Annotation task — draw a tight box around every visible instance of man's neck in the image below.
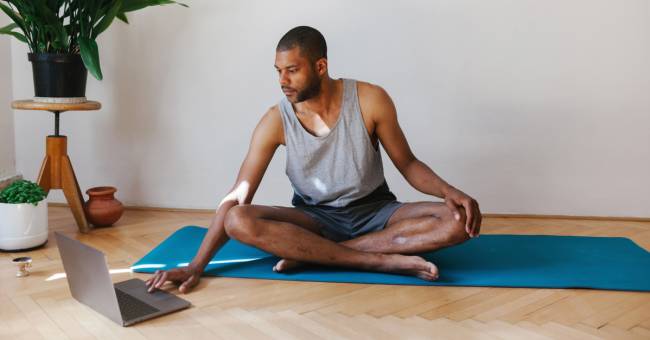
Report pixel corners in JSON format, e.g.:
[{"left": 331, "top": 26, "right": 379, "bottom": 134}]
[{"left": 296, "top": 77, "right": 340, "bottom": 116}]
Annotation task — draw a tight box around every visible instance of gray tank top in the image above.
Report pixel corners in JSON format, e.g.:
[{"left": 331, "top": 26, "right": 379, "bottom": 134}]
[{"left": 278, "top": 78, "right": 387, "bottom": 207}]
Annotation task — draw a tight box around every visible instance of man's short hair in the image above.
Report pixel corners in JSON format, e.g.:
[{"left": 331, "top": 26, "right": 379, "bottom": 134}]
[{"left": 276, "top": 26, "right": 327, "bottom": 63}]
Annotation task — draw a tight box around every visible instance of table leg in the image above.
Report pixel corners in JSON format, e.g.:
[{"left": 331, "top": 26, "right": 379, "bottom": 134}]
[
  {"left": 37, "top": 155, "right": 52, "bottom": 194},
  {"left": 61, "top": 155, "right": 90, "bottom": 233},
  {"left": 40, "top": 135, "right": 90, "bottom": 233}
]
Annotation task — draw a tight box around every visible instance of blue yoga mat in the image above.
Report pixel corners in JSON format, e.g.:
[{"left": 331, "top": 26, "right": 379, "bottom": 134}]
[{"left": 132, "top": 226, "right": 650, "bottom": 291}]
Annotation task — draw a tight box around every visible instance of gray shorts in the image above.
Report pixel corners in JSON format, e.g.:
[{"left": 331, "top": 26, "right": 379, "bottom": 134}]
[{"left": 292, "top": 181, "right": 404, "bottom": 242}]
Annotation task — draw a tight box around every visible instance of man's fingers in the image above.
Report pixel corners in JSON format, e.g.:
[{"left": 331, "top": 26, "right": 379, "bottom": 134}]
[
  {"left": 179, "top": 274, "right": 197, "bottom": 294},
  {"left": 147, "top": 270, "right": 161, "bottom": 285},
  {"left": 147, "top": 277, "right": 160, "bottom": 292},
  {"left": 469, "top": 202, "right": 481, "bottom": 237},
  {"left": 156, "top": 272, "right": 169, "bottom": 288},
  {"left": 475, "top": 204, "right": 483, "bottom": 236},
  {"left": 150, "top": 273, "right": 163, "bottom": 290},
  {"left": 154, "top": 272, "right": 168, "bottom": 289},
  {"left": 146, "top": 270, "right": 162, "bottom": 291},
  {"left": 446, "top": 199, "right": 470, "bottom": 234},
  {"left": 464, "top": 202, "right": 474, "bottom": 237},
  {"left": 446, "top": 191, "right": 481, "bottom": 238},
  {"left": 445, "top": 200, "right": 461, "bottom": 221},
  {"left": 179, "top": 274, "right": 199, "bottom": 294},
  {"left": 147, "top": 269, "right": 197, "bottom": 294}
]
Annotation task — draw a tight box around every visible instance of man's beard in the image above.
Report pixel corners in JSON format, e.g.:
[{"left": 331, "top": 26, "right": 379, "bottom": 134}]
[{"left": 294, "top": 71, "right": 322, "bottom": 103}]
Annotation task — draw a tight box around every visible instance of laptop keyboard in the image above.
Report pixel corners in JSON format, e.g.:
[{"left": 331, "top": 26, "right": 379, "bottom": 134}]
[{"left": 115, "top": 289, "right": 160, "bottom": 321}]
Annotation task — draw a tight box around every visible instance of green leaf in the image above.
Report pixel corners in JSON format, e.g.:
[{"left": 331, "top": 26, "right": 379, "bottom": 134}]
[
  {"left": 34, "top": 0, "right": 68, "bottom": 51},
  {"left": 0, "top": 22, "right": 18, "bottom": 32},
  {"left": 116, "top": 12, "right": 129, "bottom": 24},
  {"left": 0, "top": 30, "right": 28, "bottom": 43},
  {"left": 79, "top": 37, "right": 103, "bottom": 80},
  {"left": 37, "top": 41, "right": 47, "bottom": 52},
  {"left": 0, "top": 2, "right": 27, "bottom": 33},
  {"left": 0, "top": 23, "right": 27, "bottom": 43},
  {"left": 93, "top": 0, "right": 123, "bottom": 38},
  {"left": 121, "top": 0, "right": 188, "bottom": 13}
]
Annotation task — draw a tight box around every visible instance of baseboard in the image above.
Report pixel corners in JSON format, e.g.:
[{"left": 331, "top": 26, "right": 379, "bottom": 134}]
[
  {"left": 46, "top": 202, "right": 650, "bottom": 222},
  {"left": 481, "top": 213, "right": 650, "bottom": 222},
  {"left": 48, "top": 202, "right": 215, "bottom": 213}
]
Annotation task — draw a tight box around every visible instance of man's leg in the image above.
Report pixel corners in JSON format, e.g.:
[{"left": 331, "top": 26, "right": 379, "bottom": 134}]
[
  {"left": 223, "top": 204, "right": 439, "bottom": 280},
  {"left": 274, "top": 201, "right": 471, "bottom": 271},
  {"left": 343, "top": 201, "right": 471, "bottom": 254}
]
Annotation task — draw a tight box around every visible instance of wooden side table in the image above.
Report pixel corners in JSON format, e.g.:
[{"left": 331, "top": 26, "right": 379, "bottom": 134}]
[{"left": 12, "top": 100, "right": 101, "bottom": 233}]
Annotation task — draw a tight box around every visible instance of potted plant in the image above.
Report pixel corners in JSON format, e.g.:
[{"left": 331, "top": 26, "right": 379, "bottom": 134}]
[
  {"left": 0, "top": 179, "right": 48, "bottom": 251},
  {"left": 0, "top": 0, "right": 187, "bottom": 103}
]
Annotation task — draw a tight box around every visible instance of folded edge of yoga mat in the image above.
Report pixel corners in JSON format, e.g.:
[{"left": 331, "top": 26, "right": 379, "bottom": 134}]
[{"left": 132, "top": 226, "right": 650, "bottom": 292}]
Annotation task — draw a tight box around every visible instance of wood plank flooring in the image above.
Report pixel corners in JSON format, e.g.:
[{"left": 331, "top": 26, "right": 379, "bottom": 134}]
[{"left": 1, "top": 206, "right": 649, "bottom": 339}]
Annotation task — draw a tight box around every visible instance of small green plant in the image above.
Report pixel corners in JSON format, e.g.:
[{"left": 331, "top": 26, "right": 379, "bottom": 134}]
[{"left": 0, "top": 180, "right": 46, "bottom": 205}]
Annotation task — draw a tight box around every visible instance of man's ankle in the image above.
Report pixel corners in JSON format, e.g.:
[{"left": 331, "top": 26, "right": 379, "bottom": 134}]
[{"left": 366, "top": 253, "right": 391, "bottom": 270}]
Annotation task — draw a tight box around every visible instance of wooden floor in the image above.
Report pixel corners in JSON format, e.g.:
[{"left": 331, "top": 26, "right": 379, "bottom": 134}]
[{"left": 2, "top": 206, "right": 650, "bottom": 340}]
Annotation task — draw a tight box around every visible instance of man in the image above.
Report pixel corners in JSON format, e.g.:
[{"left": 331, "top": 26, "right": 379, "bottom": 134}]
[{"left": 146, "top": 26, "right": 481, "bottom": 293}]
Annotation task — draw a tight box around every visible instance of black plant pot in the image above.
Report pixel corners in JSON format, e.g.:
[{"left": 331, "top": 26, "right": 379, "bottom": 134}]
[{"left": 28, "top": 53, "right": 88, "bottom": 103}]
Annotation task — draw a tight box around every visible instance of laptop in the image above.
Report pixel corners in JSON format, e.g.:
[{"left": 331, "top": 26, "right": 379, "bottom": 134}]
[{"left": 55, "top": 232, "right": 191, "bottom": 326}]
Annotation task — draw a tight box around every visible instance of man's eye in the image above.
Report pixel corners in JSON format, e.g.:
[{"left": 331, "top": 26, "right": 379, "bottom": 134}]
[{"left": 289, "top": 69, "right": 297, "bottom": 73}]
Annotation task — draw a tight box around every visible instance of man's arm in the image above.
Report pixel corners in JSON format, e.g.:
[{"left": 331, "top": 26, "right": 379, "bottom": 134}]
[
  {"left": 358, "top": 83, "right": 482, "bottom": 237},
  {"left": 146, "top": 107, "right": 284, "bottom": 293}
]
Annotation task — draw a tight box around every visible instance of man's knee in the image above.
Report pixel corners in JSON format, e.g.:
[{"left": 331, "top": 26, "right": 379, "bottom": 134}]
[
  {"left": 442, "top": 206, "right": 470, "bottom": 245},
  {"left": 224, "top": 205, "right": 259, "bottom": 242}
]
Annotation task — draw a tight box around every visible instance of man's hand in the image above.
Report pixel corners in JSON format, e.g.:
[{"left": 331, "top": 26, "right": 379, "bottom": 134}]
[
  {"left": 444, "top": 187, "right": 482, "bottom": 238},
  {"left": 145, "top": 266, "right": 201, "bottom": 294}
]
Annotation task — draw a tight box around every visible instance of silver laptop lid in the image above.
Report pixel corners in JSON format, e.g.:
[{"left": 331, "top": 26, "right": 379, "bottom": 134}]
[{"left": 55, "top": 232, "right": 123, "bottom": 325}]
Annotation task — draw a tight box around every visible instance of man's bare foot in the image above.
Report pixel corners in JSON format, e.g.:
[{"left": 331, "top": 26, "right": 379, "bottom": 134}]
[
  {"left": 273, "top": 258, "right": 304, "bottom": 272},
  {"left": 380, "top": 254, "right": 439, "bottom": 281},
  {"left": 273, "top": 254, "right": 439, "bottom": 281}
]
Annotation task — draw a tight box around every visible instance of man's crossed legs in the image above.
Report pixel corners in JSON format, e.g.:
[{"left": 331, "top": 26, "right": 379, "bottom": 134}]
[{"left": 223, "top": 202, "right": 472, "bottom": 280}]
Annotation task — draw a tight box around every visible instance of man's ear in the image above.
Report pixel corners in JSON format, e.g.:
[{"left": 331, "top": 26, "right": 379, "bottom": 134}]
[{"left": 315, "top": 58, "right": 328, "bottom": 76}]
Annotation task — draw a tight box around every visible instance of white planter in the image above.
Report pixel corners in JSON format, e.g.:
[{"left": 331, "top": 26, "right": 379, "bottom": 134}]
[{"left": 0, "top": 198, "right": 48, "bottom": 251}]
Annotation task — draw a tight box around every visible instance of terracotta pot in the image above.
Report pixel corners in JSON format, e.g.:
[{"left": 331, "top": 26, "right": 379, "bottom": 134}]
[{"left": 85, "top": 186, "right": 123, "bottom": 227}]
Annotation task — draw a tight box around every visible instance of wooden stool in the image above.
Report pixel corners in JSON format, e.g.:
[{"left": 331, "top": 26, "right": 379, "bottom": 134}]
[{"left": 12, "top": 100, "right": 101, "bottom": 233}]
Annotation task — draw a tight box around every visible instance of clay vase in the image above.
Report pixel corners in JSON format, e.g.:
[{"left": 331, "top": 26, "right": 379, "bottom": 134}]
[{"left": 85, "top": 186, "right": 124, "bottom": 227}]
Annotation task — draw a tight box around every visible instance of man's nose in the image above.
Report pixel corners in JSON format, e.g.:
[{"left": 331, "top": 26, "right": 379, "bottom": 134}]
[{"left": 279, "top": 72, "right": 290, "bottom": 86}]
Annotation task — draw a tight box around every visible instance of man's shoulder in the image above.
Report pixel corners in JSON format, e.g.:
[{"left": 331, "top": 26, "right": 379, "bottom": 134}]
[
  {"left": 259, "top": 105, "right": 283, "bottom": 127},
  {"left": 354, "top": 80, "right": 393, "bottom": 118},
  {"left": 266, "top": 104, "right": 282, "bottom": 117},
  {"left": 256, "top": 105, "right": 285, "bottom": 145},
  {"left": 355, "top": 80, "right": 391, "bottom": 104},
  {"left": 355, "top": 80, "right": 386, "bottom": 95}
]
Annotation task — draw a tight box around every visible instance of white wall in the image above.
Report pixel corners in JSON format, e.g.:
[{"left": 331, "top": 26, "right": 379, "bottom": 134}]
[
  {"left": 0, "top": 15, "right": 17, "bottom": 182},
  {"left": 10, "top": 0, "right": 650, "bottom": 217}
]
